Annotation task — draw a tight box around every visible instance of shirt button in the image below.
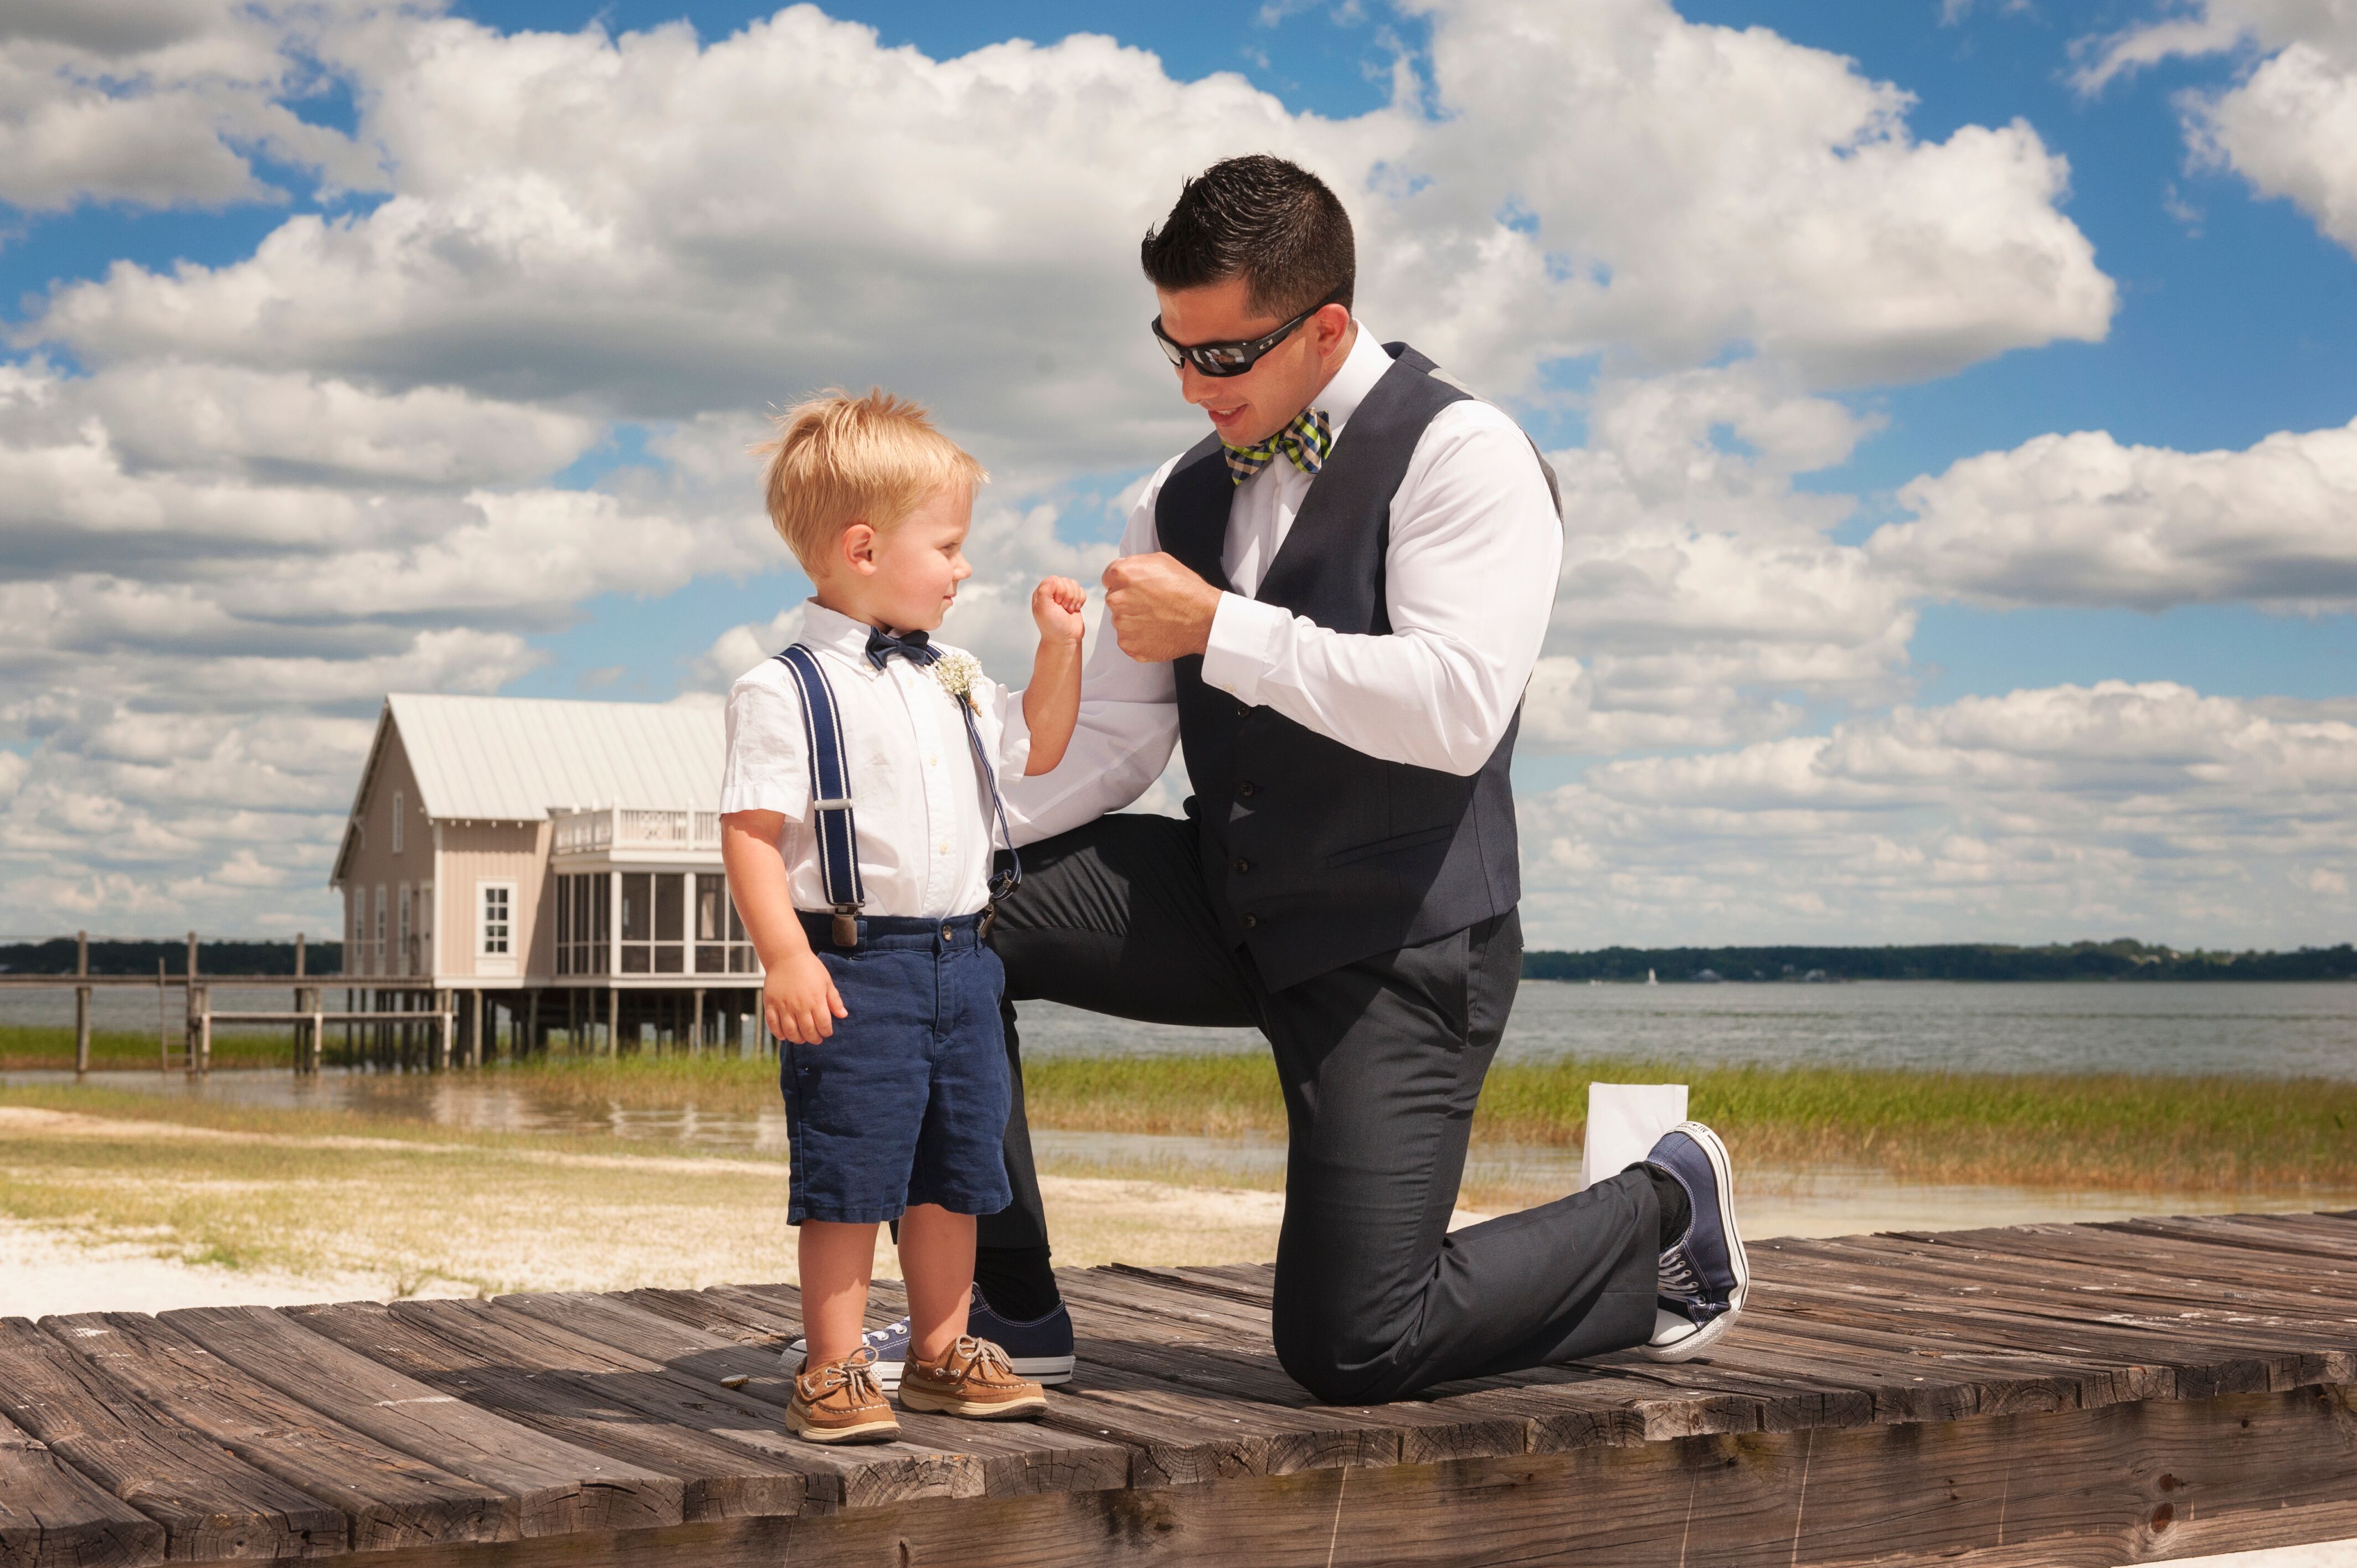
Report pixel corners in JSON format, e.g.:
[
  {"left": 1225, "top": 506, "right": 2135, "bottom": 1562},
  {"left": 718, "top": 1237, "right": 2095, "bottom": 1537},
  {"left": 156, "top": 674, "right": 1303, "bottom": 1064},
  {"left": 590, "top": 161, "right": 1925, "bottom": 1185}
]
[
  {"left": 1241, "top": 914, "right": 1259, "bottom": 930},
  {"left": 1234, "top": 858, "right": 1252, "bottom": 874}
]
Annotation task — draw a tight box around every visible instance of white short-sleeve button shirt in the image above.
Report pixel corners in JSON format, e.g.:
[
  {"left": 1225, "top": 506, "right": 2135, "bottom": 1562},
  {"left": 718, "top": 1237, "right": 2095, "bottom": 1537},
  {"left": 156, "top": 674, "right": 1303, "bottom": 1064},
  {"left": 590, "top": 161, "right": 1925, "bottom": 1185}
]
[{"left": 721, "top": 601, "right": 1030, "bottom": 919}]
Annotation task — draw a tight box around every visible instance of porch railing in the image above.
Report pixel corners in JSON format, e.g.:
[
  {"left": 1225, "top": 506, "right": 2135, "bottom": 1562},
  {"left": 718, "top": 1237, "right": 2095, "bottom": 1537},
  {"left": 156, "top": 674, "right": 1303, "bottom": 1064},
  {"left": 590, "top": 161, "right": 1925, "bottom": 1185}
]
[{"left": 552, "top": 807, "right": 723, "bottom": 856}]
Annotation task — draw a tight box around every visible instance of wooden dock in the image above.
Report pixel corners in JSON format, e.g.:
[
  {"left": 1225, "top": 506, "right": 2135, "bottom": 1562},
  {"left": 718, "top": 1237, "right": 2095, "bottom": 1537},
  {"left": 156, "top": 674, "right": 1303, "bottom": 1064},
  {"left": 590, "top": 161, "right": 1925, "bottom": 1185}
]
[{"left": 5, "top": 1213, "right": 2355, "bottom": 1567}]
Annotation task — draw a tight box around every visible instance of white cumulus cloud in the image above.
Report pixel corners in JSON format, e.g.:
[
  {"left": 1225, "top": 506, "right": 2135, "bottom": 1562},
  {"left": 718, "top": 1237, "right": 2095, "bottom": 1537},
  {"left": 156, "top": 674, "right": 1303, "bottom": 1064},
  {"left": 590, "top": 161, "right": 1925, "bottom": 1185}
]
[
  {"left": 0, "top": 0, "right": 2217, "bottom": 937},
  {"left": 2077, "top": 1, "right": 2357, "bottom": 256},
  {"left": 1869, "top": 417, "right": 2357, "bottom": 610},
  {"left": 1519, "top": 681, "right": 2357, "bottom": 946}
]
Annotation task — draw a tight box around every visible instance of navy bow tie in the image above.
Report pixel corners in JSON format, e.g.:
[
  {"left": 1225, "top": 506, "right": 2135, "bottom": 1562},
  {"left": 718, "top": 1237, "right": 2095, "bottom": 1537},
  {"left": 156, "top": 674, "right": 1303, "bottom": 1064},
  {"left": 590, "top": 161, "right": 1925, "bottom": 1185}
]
[{"left": 864, "top": 625, "right": 939, "bottom": 670}]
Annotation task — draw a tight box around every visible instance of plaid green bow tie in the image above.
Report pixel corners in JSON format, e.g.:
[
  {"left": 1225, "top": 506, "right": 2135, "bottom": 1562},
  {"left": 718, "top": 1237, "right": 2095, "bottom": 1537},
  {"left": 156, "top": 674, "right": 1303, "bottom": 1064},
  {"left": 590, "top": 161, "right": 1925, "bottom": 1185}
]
[{"left": 1225, "top": 408, "right": 1333, "bottom": 486}]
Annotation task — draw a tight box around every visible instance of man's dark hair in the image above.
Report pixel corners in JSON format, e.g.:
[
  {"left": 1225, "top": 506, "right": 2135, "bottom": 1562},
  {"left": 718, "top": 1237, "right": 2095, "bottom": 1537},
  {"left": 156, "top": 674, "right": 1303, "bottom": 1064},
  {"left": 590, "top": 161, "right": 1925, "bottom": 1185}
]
[{"left": 1140, "top": 154, "right": 1355, "bottom": 320}]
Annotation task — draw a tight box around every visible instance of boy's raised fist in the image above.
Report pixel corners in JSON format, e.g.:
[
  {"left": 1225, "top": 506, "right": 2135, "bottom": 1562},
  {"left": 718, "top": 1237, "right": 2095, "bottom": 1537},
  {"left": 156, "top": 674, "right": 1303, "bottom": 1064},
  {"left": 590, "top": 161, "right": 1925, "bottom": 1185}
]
[{"left": 1031, "top": 576, "right": 1087, "bottom": 644}]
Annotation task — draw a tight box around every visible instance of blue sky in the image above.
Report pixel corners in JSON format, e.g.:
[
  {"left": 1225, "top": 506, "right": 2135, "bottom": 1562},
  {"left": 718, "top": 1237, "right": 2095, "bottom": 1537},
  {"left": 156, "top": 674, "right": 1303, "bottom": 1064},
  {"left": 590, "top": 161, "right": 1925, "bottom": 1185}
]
[
  {"left": 16, "top": 0, "right": 2329, "bottom": 707},
  {"left": 495, "top": 1, "right": 2345, "bottom": 709},
  {"left": 3, "top": 0, "right": 2353, "bottom": 943}
]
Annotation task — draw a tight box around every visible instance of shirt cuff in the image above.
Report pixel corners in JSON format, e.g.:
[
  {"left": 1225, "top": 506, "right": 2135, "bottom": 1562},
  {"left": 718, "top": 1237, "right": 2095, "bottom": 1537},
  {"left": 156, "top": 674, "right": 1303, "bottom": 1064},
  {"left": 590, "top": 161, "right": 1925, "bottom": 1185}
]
[
  {"left": 1201, "top": 592, "right": 1288, "bottom": 705},
  {"left": 718, "top": 781, "right": 810, "bottom": 820}
]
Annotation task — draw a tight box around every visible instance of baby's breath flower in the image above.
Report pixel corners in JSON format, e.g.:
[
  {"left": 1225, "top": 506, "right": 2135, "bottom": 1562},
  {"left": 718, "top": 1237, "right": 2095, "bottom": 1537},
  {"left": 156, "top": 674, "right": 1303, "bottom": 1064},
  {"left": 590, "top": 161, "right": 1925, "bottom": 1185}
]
[{"left": 933, "top": 649, "right": 983, "bottom": 706}]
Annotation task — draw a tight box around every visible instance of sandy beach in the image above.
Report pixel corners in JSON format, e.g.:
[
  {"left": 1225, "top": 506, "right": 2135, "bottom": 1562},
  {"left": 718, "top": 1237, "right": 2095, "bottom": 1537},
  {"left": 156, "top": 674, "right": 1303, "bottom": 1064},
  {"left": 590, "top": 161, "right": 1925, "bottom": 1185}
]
[{"left": 5, "top": 1097, "right": 2350, "bottom": 1307}]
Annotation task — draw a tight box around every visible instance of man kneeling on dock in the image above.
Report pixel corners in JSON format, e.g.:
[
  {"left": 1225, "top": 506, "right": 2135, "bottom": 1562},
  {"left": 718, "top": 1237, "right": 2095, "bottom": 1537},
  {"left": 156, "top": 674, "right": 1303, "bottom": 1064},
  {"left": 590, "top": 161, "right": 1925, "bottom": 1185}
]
[{"left": 840, "top": 157, "right": 1752, "bottom": 1402}]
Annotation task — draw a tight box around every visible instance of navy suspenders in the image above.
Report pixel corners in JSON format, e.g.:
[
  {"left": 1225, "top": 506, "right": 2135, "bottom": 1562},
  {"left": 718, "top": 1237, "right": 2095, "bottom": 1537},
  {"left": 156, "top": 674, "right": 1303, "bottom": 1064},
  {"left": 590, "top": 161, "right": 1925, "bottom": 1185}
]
[
  {"left": 772, "top": 641, "right": 1020, "bottom": 947},
  {"left": 773, "top": 644, "right": 866, "bottom": 946}
]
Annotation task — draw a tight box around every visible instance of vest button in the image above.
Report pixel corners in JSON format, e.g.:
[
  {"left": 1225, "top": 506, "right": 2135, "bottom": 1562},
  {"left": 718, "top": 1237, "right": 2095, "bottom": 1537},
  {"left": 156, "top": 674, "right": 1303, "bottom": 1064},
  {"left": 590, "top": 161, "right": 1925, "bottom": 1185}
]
[
  {"left": 1234, "top": 858, "right": 1251, "bottom": 874},
  {"left": 1238, "top": 782, "right": 1257, "bottom": 798},
  {"left": 1241, "top": 914, "right": 1259, "bottom": 930},
  {"left": 1234, "top": 701, "right": 1249, "bottom": 718}
]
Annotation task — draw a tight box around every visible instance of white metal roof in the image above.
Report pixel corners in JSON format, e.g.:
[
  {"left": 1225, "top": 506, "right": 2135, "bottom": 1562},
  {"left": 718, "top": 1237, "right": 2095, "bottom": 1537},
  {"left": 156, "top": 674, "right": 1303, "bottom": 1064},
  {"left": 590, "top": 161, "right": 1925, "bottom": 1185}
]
[{"left": 387, "top": 693, "right": 725, "bottom": 822}]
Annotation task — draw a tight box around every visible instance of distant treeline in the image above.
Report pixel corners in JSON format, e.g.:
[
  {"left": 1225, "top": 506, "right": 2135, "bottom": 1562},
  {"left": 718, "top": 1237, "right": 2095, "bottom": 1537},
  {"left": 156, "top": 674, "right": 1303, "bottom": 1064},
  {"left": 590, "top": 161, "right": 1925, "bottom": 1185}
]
[
  {"left": 8, "top": 935, "right": 2354, "bottom": 982},
  {"left": 0, "top": 938, "right": 345, "bottom": 977},
  {"left": 1524, "top": 940, "right": 2357, "bottom": 983}
]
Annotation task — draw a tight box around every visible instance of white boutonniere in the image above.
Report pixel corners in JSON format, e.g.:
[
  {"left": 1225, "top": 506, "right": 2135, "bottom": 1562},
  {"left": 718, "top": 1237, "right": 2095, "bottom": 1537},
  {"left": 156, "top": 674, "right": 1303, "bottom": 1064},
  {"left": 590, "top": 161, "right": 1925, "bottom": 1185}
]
[{"left": 933, "top": 649, "right": 982, "bottom": 707}]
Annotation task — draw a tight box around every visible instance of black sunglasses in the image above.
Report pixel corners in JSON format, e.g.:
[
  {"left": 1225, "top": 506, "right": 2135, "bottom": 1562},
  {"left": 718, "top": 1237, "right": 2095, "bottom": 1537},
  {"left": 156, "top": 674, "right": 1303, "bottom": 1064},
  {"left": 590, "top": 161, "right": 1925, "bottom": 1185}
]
[{"left": 1150, "top": 290, "right": 1346, "bottom": 378}]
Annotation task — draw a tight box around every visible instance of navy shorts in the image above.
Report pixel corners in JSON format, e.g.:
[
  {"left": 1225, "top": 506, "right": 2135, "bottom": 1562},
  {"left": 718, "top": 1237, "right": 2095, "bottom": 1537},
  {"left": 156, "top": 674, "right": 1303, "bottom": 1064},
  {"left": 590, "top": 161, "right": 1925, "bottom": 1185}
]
[{"left": 780, "top": 911, "right": 1013, "bottom": 1226}]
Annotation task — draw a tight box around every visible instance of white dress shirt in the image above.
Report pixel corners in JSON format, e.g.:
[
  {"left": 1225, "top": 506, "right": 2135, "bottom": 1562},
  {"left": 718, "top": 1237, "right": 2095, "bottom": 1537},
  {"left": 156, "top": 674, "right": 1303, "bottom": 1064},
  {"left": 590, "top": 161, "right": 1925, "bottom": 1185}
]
[
  {"left": 1003, "top": 323, "right": 1563, "bottom": 846},
  {"left": 721, "top": 601, "right": 1030, "bottom": 919}
]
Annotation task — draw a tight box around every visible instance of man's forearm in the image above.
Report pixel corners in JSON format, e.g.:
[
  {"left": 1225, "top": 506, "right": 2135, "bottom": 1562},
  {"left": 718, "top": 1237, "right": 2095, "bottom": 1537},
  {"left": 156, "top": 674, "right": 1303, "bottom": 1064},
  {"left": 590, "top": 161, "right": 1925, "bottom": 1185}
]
[{"left": 1202, "top": 602, "right": 1533, "bottom": 776}]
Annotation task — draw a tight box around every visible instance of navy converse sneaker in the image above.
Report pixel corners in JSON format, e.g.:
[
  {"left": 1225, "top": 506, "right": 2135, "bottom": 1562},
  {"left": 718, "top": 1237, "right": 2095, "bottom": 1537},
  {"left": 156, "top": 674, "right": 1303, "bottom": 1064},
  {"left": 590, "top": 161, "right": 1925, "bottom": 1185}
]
[
  {"left": 784, "top": 1318, "right": 910, "bottom": 1391},
  {"left": 967, "top": 1286, "right": 1075, "bottom": 1386},
  {"left": 1640, "top": 1121, "right": 1748, "bottom": 1363},
  {"left": 784, "top": 1286, "right": 1074, "bottom": 1389}
]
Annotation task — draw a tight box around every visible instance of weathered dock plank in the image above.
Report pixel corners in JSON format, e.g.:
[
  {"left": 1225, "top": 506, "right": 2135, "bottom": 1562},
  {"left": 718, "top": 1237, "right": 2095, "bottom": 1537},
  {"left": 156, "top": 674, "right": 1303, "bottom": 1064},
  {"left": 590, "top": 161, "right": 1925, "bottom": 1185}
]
[
  {"left": 0, "top": 1318, "right": 347, "bottom": 1561},
  {"left": 41, "top": 1313, "right": 508, "bottom": 1552},
  {"left": 0, "top": 1406, "right": 166, "bottom": 1568},
  {"left": 483, "top": 1292, "right": 1131, "bottom": 1503},
  {"left": 224, "top": 1383, "right": 2357, "bottom": 1568},
  {"left": 281, "top": 1301, "right": 810, "bottom": 1525},
  {"left": 4, "top": 1214, "right": 2354, "bottom": 1567},
  {"left": 161, "top": 1308, "right": 680, "bottom": 1538}
]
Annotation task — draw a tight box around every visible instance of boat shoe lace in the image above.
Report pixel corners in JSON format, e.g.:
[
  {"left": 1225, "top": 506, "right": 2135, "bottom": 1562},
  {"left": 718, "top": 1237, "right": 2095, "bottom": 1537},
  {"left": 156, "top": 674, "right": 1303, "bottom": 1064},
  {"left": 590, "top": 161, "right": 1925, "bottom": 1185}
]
[
  {"left": 801, "top": 1349, "right": 888, "bottom": 1409},
  {"left": 920, "top": 1335, "right": 1022, "bottom": 1388}
]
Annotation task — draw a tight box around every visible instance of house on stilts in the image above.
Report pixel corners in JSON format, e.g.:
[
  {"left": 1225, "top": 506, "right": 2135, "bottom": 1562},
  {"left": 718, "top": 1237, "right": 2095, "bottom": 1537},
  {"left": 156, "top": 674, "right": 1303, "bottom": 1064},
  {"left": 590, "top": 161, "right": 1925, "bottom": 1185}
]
[{"left": 330, "top": 694, "right": 765, "bottom": 1064}]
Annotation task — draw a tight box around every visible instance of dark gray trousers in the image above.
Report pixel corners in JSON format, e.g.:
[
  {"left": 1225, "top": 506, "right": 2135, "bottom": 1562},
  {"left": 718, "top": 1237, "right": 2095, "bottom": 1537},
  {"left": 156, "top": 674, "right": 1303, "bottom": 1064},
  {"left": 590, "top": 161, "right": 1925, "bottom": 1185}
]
[{"left": 981, "top": 813, "right": 1659, "bottom": 1404}]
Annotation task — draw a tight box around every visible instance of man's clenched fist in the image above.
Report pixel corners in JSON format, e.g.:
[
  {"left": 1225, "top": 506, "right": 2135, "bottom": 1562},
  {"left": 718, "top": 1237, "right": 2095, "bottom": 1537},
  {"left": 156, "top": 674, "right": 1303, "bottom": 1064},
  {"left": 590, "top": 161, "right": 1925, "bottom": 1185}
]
[{"left": 1100, "top": 553, "right": 1222, "bottom": 663}]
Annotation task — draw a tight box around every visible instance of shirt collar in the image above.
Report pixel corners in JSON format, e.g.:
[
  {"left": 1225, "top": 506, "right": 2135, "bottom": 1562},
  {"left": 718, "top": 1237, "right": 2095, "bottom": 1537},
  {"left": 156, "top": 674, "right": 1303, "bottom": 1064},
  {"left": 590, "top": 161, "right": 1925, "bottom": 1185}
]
[
  {"left": 794, "top": 599, "right": 885, "bottom": 673},
  {"left": 1305, "top": 321, "right": 1391, "bottom": 439}
]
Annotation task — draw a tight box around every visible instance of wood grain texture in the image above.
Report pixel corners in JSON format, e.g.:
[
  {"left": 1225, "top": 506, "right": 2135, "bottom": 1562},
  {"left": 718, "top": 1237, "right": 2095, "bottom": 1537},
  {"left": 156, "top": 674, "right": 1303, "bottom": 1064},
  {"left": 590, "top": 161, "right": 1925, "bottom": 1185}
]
[
  {"left": 42, "top": 1314, "right": 507, "bottom": 1554},
  {"left": 161, "top": 1308, "right": 681, "bottom": 1539},
  {"left": 281, "top": 1301, "right": 808, "bottom": 1525},
  {"left": 482, "top": 1293, "right": 1129, "bottom": 1504},
  {"left": 0, "top": 1318, "right": 347, "bottom": 1561},
  {"left": 245, "top": 1384, "right": 2357, "bottom": 1568},
  {"left": 6, "top": 1214, "right": 2355, "bottom": 1566},
  {"left": 0, "top": 1406, "right": 166, "bottom": 1568}
]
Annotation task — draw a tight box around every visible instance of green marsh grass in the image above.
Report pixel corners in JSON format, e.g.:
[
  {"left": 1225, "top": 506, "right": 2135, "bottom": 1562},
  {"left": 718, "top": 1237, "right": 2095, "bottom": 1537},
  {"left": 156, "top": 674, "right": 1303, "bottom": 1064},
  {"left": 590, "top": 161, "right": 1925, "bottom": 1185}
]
[
  {"left": 1, "top": 1025, "right": 292, "bottom": 1070},
  {"left": 11, "top": 1040, "right": 2351, "bottom": 1194},
  {"left": 1019, "top": 1053, "right": 2357, "bottom": 1194},
  {"left": 434, "top": 1049, "right": 2357, "bottom": 1194}
]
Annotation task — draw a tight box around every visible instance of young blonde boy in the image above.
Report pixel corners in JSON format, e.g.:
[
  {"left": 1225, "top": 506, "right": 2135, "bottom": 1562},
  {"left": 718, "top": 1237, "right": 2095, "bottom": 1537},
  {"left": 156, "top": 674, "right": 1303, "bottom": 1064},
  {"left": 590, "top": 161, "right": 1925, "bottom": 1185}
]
[{"left": 718, "top": 390, "right": 1085, "bottom": 1443}]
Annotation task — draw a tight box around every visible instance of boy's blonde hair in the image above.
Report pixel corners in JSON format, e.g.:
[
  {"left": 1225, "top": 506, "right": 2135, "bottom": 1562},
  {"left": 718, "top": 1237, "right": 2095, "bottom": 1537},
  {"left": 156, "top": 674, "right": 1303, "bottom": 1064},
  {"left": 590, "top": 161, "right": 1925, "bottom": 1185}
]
[{"left": 756, "top": 389, "right": 987, "bottom": 570}]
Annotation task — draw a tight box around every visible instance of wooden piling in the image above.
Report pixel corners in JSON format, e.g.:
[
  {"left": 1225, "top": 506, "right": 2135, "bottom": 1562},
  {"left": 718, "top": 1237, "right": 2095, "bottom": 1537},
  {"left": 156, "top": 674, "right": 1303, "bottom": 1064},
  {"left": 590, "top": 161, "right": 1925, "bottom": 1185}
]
[{"left": 73, "top": 930, "right": 91, "bottom": 1075}]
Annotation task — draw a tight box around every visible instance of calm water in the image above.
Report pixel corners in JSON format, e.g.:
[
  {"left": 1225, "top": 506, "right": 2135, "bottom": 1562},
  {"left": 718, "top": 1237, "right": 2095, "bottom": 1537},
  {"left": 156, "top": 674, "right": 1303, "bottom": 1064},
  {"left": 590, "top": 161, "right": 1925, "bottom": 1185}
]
[
  {"left": 10, "top": 980, "right": 2355, "bottom": 1079},
  {"left": 4, "top": 982, "right": 2350, "bottom": 1159},
  {"left": 1014, "top": 981, "right": 2357, "bottom": 1080}
]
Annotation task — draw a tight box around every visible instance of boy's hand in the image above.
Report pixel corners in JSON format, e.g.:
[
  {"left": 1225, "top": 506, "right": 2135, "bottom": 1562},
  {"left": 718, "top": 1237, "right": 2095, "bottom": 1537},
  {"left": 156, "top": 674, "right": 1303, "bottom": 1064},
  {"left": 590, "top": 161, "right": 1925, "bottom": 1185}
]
[
  {"left": 1031, "top": 576, "right": 1087, "bottom": 646},
  {"left": 765, "top": 950, "right": 847, "bottom": 1045}
]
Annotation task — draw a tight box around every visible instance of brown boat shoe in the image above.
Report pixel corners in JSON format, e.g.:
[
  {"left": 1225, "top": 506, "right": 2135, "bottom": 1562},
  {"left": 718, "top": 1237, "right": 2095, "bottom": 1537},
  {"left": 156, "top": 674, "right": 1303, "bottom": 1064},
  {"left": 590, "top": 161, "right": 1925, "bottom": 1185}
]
[
  {"left": 898, "top": 1335, "right": 1049, "bottom": 1420},
  {"left": 785, "top": 1347, "right": 901, "bottom": 1444}
]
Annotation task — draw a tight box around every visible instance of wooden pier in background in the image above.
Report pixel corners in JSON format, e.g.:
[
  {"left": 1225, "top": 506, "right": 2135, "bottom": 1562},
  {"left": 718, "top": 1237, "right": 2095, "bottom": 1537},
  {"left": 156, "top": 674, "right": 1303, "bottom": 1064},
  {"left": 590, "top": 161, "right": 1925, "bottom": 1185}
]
[{"left": 4, "top": 1212, "right": 2355, "bottom": 1566}]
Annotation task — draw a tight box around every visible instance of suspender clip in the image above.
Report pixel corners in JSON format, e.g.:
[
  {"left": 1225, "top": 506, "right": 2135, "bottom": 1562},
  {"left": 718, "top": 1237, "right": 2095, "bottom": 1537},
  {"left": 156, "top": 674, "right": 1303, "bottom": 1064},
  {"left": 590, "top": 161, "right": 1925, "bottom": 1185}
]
[
  {"left": 831, "top": 908, "right": 860, "bottom": 948},
  {"left": 976, "top": 902, "right": 996, "bottom": 943}
]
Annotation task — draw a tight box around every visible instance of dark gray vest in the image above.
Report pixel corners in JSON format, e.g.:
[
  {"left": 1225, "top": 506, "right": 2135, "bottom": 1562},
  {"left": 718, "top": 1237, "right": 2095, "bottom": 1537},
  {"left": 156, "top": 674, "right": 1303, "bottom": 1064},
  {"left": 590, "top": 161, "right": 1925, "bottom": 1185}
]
[{"left": 1159, "top": 342, "right": 1553, "bottom": 991}]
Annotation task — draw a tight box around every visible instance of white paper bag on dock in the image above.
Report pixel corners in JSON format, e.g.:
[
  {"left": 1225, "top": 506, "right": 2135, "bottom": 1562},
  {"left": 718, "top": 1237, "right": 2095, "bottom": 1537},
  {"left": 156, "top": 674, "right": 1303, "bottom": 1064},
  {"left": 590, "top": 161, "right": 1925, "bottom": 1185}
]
[{"left": 1578, "top": 1082, "right": 1688, "bottom": 1190}]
